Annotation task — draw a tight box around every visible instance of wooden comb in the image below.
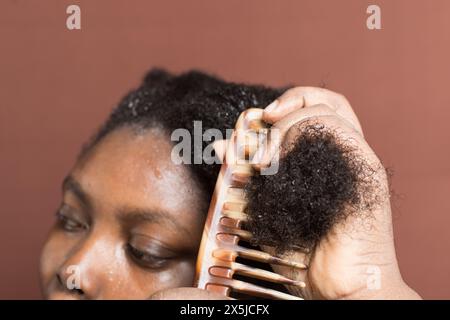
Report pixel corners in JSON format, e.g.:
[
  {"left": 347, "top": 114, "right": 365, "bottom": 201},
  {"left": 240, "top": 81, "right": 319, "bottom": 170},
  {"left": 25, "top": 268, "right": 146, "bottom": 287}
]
[{"left": 194, "top": 108, "right": 307, "bottom": 300}]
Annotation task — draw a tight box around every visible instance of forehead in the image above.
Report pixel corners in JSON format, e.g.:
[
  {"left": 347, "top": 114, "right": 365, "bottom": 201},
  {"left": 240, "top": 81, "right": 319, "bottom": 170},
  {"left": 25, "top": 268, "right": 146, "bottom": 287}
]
[{"left": 72, "top": 126, "right": 206, "bottom": 220}]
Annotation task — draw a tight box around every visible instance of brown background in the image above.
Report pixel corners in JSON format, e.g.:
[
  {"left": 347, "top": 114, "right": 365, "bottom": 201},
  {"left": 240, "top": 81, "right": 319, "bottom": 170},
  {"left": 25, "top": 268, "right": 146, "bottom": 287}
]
[{"left": 1, "top": 0, "right": 449, "bottom": 299}]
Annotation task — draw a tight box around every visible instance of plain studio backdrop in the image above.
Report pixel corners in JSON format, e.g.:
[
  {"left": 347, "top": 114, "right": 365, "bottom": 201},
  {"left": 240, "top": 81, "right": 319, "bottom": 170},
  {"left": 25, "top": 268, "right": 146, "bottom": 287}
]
[{"left": 0, "top": 0, "right": 449, "bottom": 299}]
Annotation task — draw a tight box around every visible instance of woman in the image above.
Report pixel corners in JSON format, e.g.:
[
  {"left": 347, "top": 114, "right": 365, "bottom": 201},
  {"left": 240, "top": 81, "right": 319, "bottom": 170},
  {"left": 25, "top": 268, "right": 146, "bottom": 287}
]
[{"left": 40, "top": 69, "right": 420, "bottom": 299}]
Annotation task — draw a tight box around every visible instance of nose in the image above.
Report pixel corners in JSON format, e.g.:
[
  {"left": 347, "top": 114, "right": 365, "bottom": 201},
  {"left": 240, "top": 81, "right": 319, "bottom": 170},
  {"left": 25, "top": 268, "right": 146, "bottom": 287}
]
[
  {"left": 56, "top": 273, "right": 85, "bottom": 297},
  {"left": 56, "top": 234, "right": 112, "bottom": 299}
]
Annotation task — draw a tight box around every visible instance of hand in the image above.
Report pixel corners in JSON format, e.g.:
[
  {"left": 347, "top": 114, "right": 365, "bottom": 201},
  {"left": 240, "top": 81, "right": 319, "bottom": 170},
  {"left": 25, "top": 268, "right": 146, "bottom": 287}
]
[{"left": 257, "top": 87, "right": 421, "bottom": 300}]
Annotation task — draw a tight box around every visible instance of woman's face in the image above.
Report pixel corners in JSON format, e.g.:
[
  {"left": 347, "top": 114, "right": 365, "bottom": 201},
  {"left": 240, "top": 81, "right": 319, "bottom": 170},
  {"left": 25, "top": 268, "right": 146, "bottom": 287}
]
[{"left": 40, "top": 126, "right": 207, "bottom": 299}]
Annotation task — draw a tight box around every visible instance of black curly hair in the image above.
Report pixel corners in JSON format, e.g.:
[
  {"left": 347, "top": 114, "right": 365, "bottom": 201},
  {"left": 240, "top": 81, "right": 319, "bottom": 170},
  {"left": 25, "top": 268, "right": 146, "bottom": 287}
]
[
  {"left": 83, "top": 68, "right": 378, "bottom": 252},
  {"left": 245, "top": 122, "right": 380, "bottom": 252},
  {"left": 84, "top": 68, "right": 283, "bottom": 193}
]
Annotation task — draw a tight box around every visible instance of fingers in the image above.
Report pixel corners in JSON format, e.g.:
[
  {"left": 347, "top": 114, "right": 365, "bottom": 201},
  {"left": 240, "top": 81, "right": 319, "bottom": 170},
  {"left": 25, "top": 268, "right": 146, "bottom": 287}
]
[
  {"left": 255, "top": 111, "right": 375, "bottom": 171},
  {"left": 285, "top": 114, "right": 376, "bottom": 161},
  {"left": 261, "top": 245, "right": 310, "bottom": 299},
  {"left": 263, "top": 87, "right": 363, "bottom": 135},
  {"left": 149, "top": 287, "right": 230, "bottom": 300},
  {"left": 254, "top": 104, "right": 341, "bottom": 169}
]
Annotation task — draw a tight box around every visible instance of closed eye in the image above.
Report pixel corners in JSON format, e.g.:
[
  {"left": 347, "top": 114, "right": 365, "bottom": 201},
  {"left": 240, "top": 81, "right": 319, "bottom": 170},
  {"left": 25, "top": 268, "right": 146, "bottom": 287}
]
[
  {"left": 56, "top": 208, "right": 87, "bottom": 232},
  {"left": 126, "top": 243, "right": 172, "bottom": 270}
]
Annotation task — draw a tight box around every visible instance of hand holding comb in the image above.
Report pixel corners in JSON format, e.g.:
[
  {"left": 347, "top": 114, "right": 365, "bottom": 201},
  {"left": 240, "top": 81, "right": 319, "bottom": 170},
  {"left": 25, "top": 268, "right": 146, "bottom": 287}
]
[{"left": 194, "top": 108, "right": 307, "bottom": 300}]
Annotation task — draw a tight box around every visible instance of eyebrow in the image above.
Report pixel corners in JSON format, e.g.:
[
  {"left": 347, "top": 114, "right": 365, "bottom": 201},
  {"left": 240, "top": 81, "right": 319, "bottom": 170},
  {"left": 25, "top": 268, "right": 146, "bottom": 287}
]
[
  {"left": 118, "top": 208, "right": 191, "bottom": 237},
  {"left": 62, "top": 175, "right": 192, "bottom": 238},
  {"left": 62, "top": 175, "right": 92, "bottom": 210}
]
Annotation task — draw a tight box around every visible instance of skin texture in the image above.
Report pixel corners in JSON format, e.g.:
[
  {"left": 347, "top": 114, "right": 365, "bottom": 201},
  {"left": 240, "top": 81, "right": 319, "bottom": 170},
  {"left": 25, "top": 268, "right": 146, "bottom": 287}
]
[
  {"left": 39, "top": 69, "right": 282, "bottom": 300},
  {"left": 40, "top": 127, "right": 207, "bottom": 299},
  {"left": 40, "top": 68, "right": 420, "bottom": 300},
  {"left": 256, "top": 87, "right": 421, "bottom": 300},
  {"left": 208, "top": 87, "right": 421, "bottom": 300},
  {"left": 94, "top": 68, "right": 282, "bottom": 194}
]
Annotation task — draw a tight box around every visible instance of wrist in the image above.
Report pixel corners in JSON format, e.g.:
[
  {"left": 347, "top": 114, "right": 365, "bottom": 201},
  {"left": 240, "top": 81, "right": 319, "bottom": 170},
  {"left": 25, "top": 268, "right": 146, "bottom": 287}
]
[{"left": 348, "top": 273, "right": 421, "bottom": 300}]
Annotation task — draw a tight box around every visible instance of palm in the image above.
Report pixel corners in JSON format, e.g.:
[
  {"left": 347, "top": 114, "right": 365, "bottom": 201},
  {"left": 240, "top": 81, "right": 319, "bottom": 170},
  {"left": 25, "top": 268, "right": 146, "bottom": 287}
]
[
  {"left": 257, "top": 87, "right": 417, "bottom": 300},
  {"left": 268, "top": 200, "right": 396, "bottom": 300}
]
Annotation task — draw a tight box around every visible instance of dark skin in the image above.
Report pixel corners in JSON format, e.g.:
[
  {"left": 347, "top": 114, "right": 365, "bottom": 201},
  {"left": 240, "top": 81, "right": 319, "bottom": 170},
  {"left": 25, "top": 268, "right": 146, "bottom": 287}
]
[
  {"left": 40, "top": 126, "right": 207, "bottom": 299},
  {"left": 41, "top": 86, "right": 420, "bottom": 300},
  {"left": 154, "top": 87, "right": 421, "bottom": 300}
]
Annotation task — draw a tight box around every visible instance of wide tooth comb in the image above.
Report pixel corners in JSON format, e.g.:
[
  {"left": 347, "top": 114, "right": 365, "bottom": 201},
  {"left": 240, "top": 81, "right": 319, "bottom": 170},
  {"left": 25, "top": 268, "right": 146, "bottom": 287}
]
[{"left": 194, "top": 108, "right": 307, "bottom": 300}]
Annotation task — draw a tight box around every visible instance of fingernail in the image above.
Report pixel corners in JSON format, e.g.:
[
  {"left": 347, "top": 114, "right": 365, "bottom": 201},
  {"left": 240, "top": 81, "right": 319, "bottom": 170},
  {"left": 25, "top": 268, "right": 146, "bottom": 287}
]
[{"left": 264, "top": 100, "right": 279, "bottom": 113}]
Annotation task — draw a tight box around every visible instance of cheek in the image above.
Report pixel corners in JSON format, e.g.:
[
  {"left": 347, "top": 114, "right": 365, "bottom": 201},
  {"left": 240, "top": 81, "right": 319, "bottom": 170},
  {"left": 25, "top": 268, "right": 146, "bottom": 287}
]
[
  {"left": 39, "top": 227, "right": 198, "bottom": 298},
  {"left": 39, "top": 229, "right": 75, "bottom": 289},
  {"left": 161, "top": 260, "right": 196, "bottom": 287},
  {"left": 121, "top": 260, "right": 196, "bottom": 299}
]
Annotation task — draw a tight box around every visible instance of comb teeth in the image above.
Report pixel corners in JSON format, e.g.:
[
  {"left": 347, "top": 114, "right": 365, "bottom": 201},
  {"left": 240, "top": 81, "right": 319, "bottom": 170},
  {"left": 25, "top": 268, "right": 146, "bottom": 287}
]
[
  {"left": 194, "top": 108, "right": 307, "bottom": 300},
  {"left": 219, "top": 225, "right": 253, "bottom": 241},
  {"left": 221, "top": 210, "right": 249, "bottom": 222},
  {"left": 225, "top": 188, "right": 246, "bottom": 202},
  {"left": 217, "top": 278, "right": 302, "bottom": 300},
  {"left": 209, "top": 260, "right": 305, "bottom": 287},
  {"left": 213, "top": 247, "right": 307, "bottom": 270}
]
